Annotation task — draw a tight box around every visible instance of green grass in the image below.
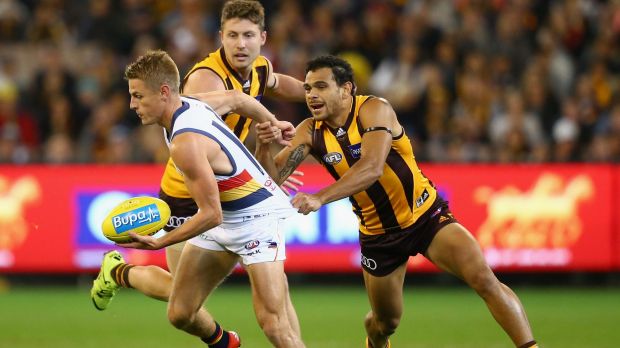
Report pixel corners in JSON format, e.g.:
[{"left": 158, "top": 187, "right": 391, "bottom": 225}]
[{"left": 0, "top": 284, "right": 618, "bottom": 347}]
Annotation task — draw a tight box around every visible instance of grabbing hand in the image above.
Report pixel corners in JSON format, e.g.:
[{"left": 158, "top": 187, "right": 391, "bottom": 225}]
[
  {"left": 281, "top": 170, "right": 304, "bottom": 196},
  {"left": 117, "top": 232, "right": 162, "bottom": 250},
  {"left": 256, "top": 121, "right": 294, "bottom": 146},
  {"left": 276, "top": 120, "right": 296, "bottom": 143},
  {"left": 291, "top": 192, "right": 322, "bottom": 215}
]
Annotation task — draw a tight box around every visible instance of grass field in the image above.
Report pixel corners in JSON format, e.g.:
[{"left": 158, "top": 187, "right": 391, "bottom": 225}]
[{"left": 1, "top": 283, "right": 618, "bottom": 348}]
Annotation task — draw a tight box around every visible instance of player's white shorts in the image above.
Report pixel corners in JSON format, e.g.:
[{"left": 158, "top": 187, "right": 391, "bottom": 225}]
[{"left": 188, "top": 216, "right": 287, "bottom": 266}]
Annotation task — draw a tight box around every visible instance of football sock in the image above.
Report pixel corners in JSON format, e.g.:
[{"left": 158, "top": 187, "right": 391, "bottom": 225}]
[
  {"left": 366, "top": 337, "right": 391, "bottom": 348},
  {"left": 201, "top": 322, "right": 230, "bottom": 347},
  {"left": 111, "top": 263, "right": 135, "bottom": 288},
  {"left": 518, "top": 340, "right": 538, "bottom": 348}
]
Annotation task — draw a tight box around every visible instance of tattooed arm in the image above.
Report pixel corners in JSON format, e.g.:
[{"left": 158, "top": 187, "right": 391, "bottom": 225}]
[{"left": 255, "top": 118, "right": 313, "bottom": 185}]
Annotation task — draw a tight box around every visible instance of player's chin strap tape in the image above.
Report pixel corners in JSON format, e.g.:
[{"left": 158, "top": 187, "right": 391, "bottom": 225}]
[{"left": 363, "top": 126, "right": 392, "bottom": 134}]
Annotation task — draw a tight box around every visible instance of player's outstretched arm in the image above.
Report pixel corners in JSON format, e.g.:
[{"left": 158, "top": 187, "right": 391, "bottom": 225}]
[
  {"left": 255, "top": 118, "right": 313, "bottom": 185},
  {"left": 312, "top": 98, "right": 398, "bottom": 206},
  {"left": 191, "top": 89, "right": 295, "bottom": 146}
]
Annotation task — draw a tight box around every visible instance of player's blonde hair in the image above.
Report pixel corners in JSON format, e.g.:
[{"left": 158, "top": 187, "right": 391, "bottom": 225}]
[
  {"left": 221, "top": 0, "right": 265, "bottom": 31},
  {"left": 124, "top": 50, "right": 180, "bottom": 93}
]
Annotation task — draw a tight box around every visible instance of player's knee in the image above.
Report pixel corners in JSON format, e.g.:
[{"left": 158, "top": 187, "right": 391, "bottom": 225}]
[
  {"left": 257, "top": 311, "right": 290, "bottom": 341},
  {"left": 466, "top": 270, "right": 500, "bottom": 298},
  {"left": 376, "top": 316, "right": 400, "bottom": 336},
  {"left": 167, "top": 302, "right": 194, "bottom": 330},
  {"left": 364, "top": 311, "right": 373, "bottom": 328},
  {"left": 365, "top": 310, "right": 400, "bottom": 335}
]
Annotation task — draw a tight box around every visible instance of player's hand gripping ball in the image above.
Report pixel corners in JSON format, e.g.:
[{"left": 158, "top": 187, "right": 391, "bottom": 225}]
[{"left": 101, "top": 196, "right": 171, "bottom": 243}]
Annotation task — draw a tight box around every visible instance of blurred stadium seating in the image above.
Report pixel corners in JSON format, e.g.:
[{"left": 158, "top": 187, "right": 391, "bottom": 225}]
[{"left": 1, "top": 0, "right": 619, "bottom": 164}]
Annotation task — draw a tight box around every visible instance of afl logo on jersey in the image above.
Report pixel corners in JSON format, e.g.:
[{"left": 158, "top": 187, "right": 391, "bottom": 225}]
[{"left": 323, "top": 152, "right": 343, "bottom": 165}]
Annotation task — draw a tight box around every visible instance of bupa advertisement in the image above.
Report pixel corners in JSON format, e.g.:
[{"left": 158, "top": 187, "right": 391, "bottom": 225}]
[{"left": 0, "top": 164, "right": 617, "bottom": 273}]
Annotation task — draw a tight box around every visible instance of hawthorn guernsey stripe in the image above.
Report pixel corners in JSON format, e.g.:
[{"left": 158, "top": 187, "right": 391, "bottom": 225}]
[
  {"left": 183, "top": 47, "right": 269, "bottom": 143},
  {"left": 162, "top": 47, "right": 271, "bottom": 198},
  {"left": 310, "top": 95, "right": 437, "bottom": 235}
]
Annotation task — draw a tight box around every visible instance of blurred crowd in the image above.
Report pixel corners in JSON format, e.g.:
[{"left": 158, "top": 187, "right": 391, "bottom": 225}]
[{"left": 1, "top": 0, "right": 619, "bottom": 164}]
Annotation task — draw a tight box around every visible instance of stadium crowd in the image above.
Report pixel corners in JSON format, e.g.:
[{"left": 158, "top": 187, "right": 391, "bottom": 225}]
[{"left": 0, "top": 0, "right": 619, "bottom": 164}]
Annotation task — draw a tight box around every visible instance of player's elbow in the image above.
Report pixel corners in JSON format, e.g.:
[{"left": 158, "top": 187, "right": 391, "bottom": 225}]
[
  {"left": 195, "top": 207, "right": 223, "bottom": 230},
  {"left": 225, "top": 89, "right": 245, "bottom": 109},
  {"left": 211, "top": 212, "right": 223, "bottom": 227},
  {"left": 367, "top": 165, "right": 383, "bottom": 182},
  {"left": 357, "top": 165, "right": 383, "bottom": 191},
  {"left": 206, "top": 207, "right": 223, "bottom": 227}
]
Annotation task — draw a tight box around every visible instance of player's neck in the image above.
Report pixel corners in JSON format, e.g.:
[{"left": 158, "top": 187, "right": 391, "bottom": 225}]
[
  {"left": 234, "top": 66, "right": 252, "bottom": 81},
  {"left": 325, "top": 96, "right": 353, "bottom": 128},
  {"left": 162, "top": 96, "right": 183, "bottom": 131}
]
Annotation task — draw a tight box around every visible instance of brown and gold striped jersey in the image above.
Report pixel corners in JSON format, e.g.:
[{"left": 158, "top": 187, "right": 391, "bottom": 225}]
[
  {"left": 160, "top": 48, "right": 271, "bottom": 198},
  {"left": 310, "top": 95, "right": 437, "bottom": 235}
]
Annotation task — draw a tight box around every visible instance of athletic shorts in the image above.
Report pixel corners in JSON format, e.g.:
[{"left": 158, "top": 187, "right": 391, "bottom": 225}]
[
  {"left": 359, "top": 197, "right": 457, "bottom": 277},
  {"left": 188, "top": 215, "right": 287, "bottom": 266}
]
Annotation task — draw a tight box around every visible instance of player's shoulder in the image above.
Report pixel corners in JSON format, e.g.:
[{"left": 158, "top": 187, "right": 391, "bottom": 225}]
[
  {"left": 175, "top": 98, "right": 216, "bottom": 125},
  {"left": 359, "top": 95, "right": 391, "bottom": 109},
  {"left": 298, "top": 117, "right": 315, "bottom": 131},
  {"left": 358, "top": 95, "right": 395, "bottom": 117},
  {"left": 254, "top": 54, "right": 271, "bottom": 68}
]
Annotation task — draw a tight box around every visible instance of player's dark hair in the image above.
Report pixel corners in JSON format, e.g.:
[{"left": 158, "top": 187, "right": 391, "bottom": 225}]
[
  {"left": 306, "top": 55, "right": 357, "bottom": 95},
  {"left": 124, "top": 50, "right": 180, "bottom": 93},
  {"left": 221, "top": 0, "right": 265, "bottom": 31}
]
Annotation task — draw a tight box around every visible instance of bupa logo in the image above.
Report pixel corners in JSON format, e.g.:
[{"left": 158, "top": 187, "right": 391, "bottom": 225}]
[
  {"left": 323, "top": 152, "right": 343, "bottom": 165},
  {"left": 112, "top": 204, "right": 161, "bottom": 234},
  {"left": 245, "top": 240, "right": 260, "bottom": 250},
  {"left": 347, "top": 143, "right": 361, "bottom": 159}
]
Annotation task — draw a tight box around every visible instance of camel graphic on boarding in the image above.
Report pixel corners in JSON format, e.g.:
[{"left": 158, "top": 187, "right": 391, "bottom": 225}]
[
  {"left": 0, "top": 176, "right": 41, "bottom": 249},
  {"left": 473, "top": 173, "right": 594, "bottom": 249}
]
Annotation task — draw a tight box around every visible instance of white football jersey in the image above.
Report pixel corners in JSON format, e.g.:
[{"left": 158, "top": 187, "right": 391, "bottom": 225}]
[{"left": 164, "top": 96, "right": 295, "bottom": 226}]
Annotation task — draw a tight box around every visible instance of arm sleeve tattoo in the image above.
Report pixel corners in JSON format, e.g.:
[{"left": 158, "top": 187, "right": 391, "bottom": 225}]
[{"left": 278, "top": 144, "right": 306, "bottom": 182}]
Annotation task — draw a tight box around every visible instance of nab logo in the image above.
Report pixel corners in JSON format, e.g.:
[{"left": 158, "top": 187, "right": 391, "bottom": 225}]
[
  {"left": 347, "top": 143, "right": 361, "bottom": 159},
  {"left": 323, "top": 152, "right": 343, "bottom": 165}
]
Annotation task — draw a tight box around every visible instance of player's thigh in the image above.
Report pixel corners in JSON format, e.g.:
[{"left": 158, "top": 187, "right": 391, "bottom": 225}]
[
  {"left": 246, "top": 261, "right": 288, "bottom": 314},
  {"left": 363, "top": 262, "right": 407, "bottom": 319},
  {"left": 165, "top": 241, "right": 186, "bottom": 277},
  {"left": 424, "top": 223, "right": 490, "bottom": 280},
  {"left": 171, "top": 243, "right": 239, "bottom": 308}
]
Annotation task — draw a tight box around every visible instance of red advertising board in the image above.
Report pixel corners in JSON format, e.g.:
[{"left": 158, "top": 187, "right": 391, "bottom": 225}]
[
  {"left": 0, "top": 164, "right": 617, "bottom": 273},
  {"left": 417, "top": 164, "right": 616, "bottom": 272}
]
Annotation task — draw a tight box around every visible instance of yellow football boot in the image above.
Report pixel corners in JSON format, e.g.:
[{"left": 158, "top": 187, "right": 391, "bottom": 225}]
[{"left": 90, "top": 250, "right": 124, "bottom": 310}]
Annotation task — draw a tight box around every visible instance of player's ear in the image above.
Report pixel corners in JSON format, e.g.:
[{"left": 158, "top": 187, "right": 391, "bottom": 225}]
[
  {"left": 260, "top": 31, "right": 267, "bottom": 45},
  {"left": 342, "top": 82, "right": 353, "bottom": 99},
  {"left": 160, "top": 84, "right": 170, "bottom": 100}
]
